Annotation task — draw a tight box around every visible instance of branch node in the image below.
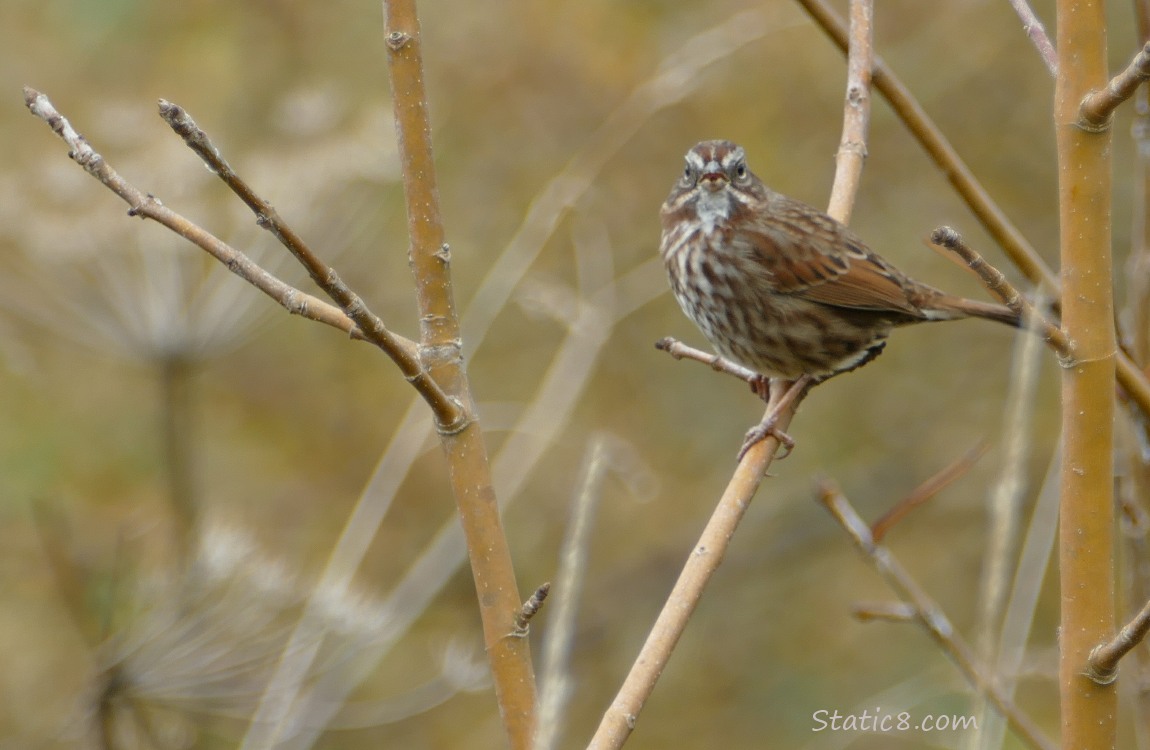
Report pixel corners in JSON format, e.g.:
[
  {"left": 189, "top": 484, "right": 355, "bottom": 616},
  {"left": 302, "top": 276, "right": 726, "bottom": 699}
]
[
  {"left": 434, "top": 243, "right": 451, "bottom": 263},
  {"left": 1085, "top": 645, "right": 1119, "bottom": 685},
  {"left": 1077, "top": 41, "right": 1150, "bottom": 131},
  {"left": 434, "top": 400, "right": 472, "bottom": 437},
  {"left": 127, "top": 194, "right": 161, "bottom": 218},
  {"left": 1074, "top": 98, "right": 1113, "bottom": 133},
  {"left": 1055, "top": 350, "right": 1077, "bottom": 369},
  {"left": 386, "top": 30, "right": 412, "bottom": 50}
]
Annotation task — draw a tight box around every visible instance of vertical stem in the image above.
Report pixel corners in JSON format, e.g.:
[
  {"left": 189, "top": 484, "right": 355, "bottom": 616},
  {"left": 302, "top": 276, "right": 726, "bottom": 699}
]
[
  {"left": 1055, "top": 1, "right": 1116, "bottom": 747},
  {"left": 382, "top": 2, "right": 536, "bottom": 747},
  {"left": 827, "top": 0, "right": 872, "bottom": 223}
]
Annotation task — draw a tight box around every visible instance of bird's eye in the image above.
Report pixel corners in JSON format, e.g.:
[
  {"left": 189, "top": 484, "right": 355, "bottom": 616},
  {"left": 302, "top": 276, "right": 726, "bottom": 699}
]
[
  {"left": 683, "top": 165, "right": 692, "bottom": 179},
  {"left": 735, "top": 163, "right": 748, "bottom": 179}
]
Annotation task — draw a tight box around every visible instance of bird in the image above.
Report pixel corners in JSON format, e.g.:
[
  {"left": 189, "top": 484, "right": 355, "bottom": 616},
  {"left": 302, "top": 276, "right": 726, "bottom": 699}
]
[
  {"left": 659, "top": 139, "right": 1020, "bottom": 455},
  {"left": 660, "top": 139, "right": 1019, "bottom": 383}
]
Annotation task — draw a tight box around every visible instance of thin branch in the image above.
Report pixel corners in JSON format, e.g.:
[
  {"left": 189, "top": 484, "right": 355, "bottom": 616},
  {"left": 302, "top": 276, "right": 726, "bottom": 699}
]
[
  {"left": 928, "top": 227, "right": 1069, "bottom": 355},
  {"left": 155, "top": 100, "right": 464, "bottom": 429},
  {"left": 817, "top": 481, "right": 1057, "bottom": 750},
  {"left": 586, "top": 384, "right": 806, "bottom": 750},
  {"left": 1079, "top": 42, "right": 1150, "bottom": 131},
  {"left": 851, "top": 601, "right": 917, "bottom": 623},
  {"left": 512, "top": 582, "right": 551, "bottom": 636},
  {"left": 869, "top": 441, "right": 988, "bottom": 543},
  {"left": 537, "top": 435, "right": 615, "bottom": 750},
  {"left": 654, "top": 337, "right": 759, "bottom": 386},
  {"left": 1007, "top": 0, "right": 1059, "bottom": 75},
  {"left": 22, "top": 88, "right": 377, "bottom": 345},
  {"left": 968, "top": 299, "right": 1048, "bottom": 748}
]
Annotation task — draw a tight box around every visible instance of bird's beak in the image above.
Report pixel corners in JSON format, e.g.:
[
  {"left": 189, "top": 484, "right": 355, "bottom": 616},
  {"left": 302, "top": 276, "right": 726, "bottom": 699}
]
[{"left": 700, "top": 163, "right": 727, "bottom": 191}]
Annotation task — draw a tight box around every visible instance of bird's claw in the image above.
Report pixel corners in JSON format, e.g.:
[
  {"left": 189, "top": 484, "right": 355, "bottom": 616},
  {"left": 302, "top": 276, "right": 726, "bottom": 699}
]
[{"left": 737, "top": 417, "right": 795, "bottom": 462}]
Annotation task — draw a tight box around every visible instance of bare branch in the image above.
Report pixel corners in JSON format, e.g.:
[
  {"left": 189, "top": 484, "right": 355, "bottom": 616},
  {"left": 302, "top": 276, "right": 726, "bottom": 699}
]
[
  {"left": 928, "top": 227, "right": 1070, "bottom": 357},
  {"left": 793, "top": 0, "right": 1060, "bottom": 296},
  {"left": 1079, "top": 42, "right": 1150, "bottom": 131},
  {"left": 654, "top": 337, "right": 759, "bottom": 386},
  {"left": 817, "top": 481, "right": 1057, "bottom": 750},
  {"left": 22, "top": 87, "right": 376, "bottom": 344},
  {"left": 1006, "top": 0, "right": 1058, "bottom": 75},
  {"left": 587, "top": 382, "right": 807, "bottom": 750},
  {"left": 870, "top": 441, "right": 988, "bottom": 543},
  {"left": 154, "top": 98, "right": 465, "bottom": 430}
]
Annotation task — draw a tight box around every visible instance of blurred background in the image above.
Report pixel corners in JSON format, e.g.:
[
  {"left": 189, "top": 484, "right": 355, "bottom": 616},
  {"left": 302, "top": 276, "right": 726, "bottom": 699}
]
[{"left": 0, "top": 0, "right": 1141, "bottom": 748}]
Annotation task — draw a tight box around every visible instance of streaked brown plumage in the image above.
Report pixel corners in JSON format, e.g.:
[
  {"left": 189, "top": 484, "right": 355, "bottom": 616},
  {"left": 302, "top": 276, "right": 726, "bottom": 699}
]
[{"left": 660, "top": 140, "right": 1018, "bottom": 382}]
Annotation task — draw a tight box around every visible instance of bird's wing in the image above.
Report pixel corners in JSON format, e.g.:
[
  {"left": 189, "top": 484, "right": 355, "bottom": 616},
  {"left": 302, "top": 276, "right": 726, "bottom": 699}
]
[{"left": 741, "top": 195, "right": 924, "bottom": 316}]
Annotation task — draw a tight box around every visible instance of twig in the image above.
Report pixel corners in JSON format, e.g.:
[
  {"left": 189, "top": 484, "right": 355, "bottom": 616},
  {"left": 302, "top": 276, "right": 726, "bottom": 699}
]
[
  {"left": 654, "top": 337, "right": 758, "bottom": 385},
  {"left": 512, "top": 582, "right": 551, "bottom": 637},
  {"left": 869, "top": 441, "right": 988, "bottom": 543},
  {"left": 1006, "top": 0, "right": 1059, "bottom": 75},
  {"left": 969, "top": 300, "right": 1047, "bottom": 748},
  {"left": 793, "top": 0, "right": 1059, "bottom": 296},
  {"left": 817, "top": 481, "right": 1057, "bottom": 750},
  {"left": 1087, "top": 596, "right": 1150, "bottom": 684},
  {"left": 1079, "top": 42, "right": 1150, "bottom": 132},
  {"left": 20, "top": 87, "right": 470, "bottom": 433},
  {"left": 537, "top": 436, "right": 617, "bottom": 750},
  {"left": 928, "top": 227, "right": 1069, "bottom": 356},
  {"left": 852, "top": 601, "right": 917, "bottom": 623}
]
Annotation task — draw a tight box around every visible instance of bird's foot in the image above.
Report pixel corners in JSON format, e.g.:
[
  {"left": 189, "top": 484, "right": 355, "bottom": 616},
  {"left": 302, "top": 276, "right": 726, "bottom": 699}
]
[{"left": 737, "top": 415, "right": 795, "bottom": 461}]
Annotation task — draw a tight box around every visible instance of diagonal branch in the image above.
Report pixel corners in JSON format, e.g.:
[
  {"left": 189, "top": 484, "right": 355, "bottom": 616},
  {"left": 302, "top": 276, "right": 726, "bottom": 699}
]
[
  {"left": 21, "top": 87, "right": 392, "bottom": 351},
  {"left": 1006, "top": 0, "right": 1059, "bottom": 76},
  {"left": 589, "top": 4, "right": 874, "bottom": 748},
  {"left": 818, "top": 481, "right": 1056, "bottom": 750},
  {"left": 929, "top": 227, "right": 1068, "bottom": 354},
  {"left": 155, "top": 98, "right": 464, "bottom": 429},
  {"left": 1079, "top": 42, "right": 1150, "bottom": 131}
]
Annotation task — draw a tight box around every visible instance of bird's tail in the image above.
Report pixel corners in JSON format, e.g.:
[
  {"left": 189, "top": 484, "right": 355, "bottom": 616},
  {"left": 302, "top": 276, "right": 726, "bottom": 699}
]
[{"left": 925, "top": 295, "right": 1022, "bottom": 328}]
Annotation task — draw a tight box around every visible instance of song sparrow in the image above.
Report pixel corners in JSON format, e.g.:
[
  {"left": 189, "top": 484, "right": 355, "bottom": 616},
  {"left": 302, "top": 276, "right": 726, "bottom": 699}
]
[{"left": 660, "top": 140, "right": 1019, "bottom": 385}]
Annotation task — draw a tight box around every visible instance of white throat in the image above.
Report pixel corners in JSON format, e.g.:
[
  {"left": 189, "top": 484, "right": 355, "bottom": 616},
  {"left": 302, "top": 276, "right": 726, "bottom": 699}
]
[{"left": 694, "top": 189, "right": 730, "bottom": 233}]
